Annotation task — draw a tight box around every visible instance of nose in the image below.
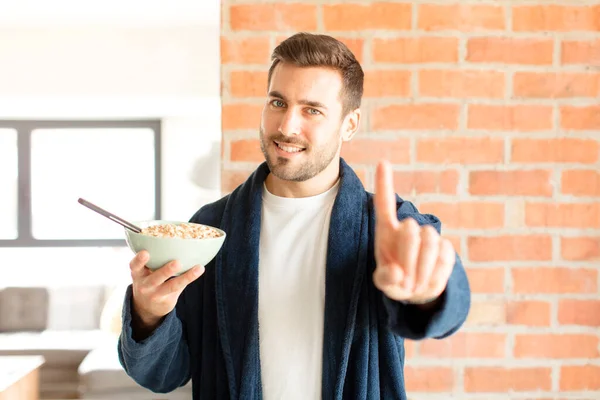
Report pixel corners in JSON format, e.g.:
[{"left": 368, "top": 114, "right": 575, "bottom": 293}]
[{"left": 278, "top": 109, "right": 301, "bottom": 136}]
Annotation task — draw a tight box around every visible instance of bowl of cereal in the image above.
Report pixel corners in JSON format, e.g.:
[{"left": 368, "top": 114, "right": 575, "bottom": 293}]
[{"left": 124, "top": 220, "right": 226, "bottom": 275}]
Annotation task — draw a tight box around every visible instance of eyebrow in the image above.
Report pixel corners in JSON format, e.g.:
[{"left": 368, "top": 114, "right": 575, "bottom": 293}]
[{"left": 268, "top": 91, "right": 328, "bottom": 110}]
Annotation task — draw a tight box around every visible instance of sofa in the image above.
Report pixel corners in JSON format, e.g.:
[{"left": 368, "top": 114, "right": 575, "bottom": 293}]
[{"left": 0, "top": 285, "right": 192, "bottom": 399}]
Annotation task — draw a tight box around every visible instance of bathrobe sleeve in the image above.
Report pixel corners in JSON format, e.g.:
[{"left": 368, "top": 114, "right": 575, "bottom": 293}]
[
  {"left": 381, "top": 199, "right": 472, "bottom": 340},
  {"left": 117, "top": 285, "right": 191, "bottom": 392}
]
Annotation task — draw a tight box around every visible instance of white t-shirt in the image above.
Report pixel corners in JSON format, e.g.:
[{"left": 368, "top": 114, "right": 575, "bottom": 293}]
[{"left": 258, "top": 179, "right": 340, "bottom": 400}]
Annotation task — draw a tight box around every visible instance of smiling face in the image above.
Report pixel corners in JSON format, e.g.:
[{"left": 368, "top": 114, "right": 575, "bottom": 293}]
[{"left": 259, "top": 62, "right": 359, "bottom": 188}]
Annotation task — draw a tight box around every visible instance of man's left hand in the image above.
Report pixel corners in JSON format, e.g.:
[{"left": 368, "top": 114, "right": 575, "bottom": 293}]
[{"left": 372, "top": 160, "right": 456, "bottom": 305}]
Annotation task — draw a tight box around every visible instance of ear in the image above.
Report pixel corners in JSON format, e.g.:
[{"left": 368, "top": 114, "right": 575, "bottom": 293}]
[{"left": 341, "top": 108, "right": 361, "bottom": 142}]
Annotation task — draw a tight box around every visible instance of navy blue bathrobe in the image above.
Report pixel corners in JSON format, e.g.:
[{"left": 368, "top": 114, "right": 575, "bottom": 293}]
[{"left": 118, "top": 158, "right": 471, "bottom": 399}]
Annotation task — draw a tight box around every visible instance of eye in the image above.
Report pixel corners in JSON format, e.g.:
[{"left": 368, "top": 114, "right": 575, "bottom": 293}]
[
  {"left": 271, "top": 99, "right": 285, "bottom": 108},
  {"left": 307, "top": 108, "right": 321, "bottom": 115}
]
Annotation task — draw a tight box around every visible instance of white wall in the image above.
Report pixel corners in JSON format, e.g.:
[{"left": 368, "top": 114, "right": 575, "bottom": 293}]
[
  {"left": 0, "top": 1, "right": 218, "bottom": 28},
  {"left": 0, "top": 21, "right": 222, "bottom": 221},
  {"left": 0, "top": 4, "right": 222, "bottom": 286}
]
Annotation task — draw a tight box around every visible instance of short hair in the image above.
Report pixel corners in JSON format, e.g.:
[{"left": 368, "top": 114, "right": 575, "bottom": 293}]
[{"left": 268, "top": 32, "right": 364, "bottom": 116}]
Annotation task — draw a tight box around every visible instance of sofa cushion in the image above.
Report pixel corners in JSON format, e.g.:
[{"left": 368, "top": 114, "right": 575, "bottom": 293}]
[
  {"left": 46, "top": 286, "right": 108, "bottom": 330},
  {"left": 0, "top": 286, "right": 108, "bottom": 332},
  {"left": 0, "top": 287, "right": 48, "bottom": 331}
]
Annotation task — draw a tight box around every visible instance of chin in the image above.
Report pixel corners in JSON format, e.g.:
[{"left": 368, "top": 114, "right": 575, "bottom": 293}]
[{"left": 266, "top": 158, "right": 304, "bottom": 182}]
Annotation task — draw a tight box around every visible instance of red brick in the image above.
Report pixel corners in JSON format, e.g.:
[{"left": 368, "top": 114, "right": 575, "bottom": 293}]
[
  {"left": 466, "top": 267, "right": 505, "bottom": 294},
  {"left": 392, "top": 170, "right": 459, "bottom": 195},
  {"left": 230, "top": 71, "right": 268, "bottom": 98},
  {"left": 418, "top": 4, "right": 505, "bottom": 31},
  {"left": 349, "top": 165, "right": 368, "bottom": 189},
  {"left": 373, "top": 37, "right": 459, "bottom": 63},
  {"left": 514, "top": 334, "right": 599, "bottom": 358},
  {"left": 418, "top": 202, "right": 504, "bottom": 229},
  {"left": 221, "top": 169, "right": 253, "bottom": 193},
  {"left": 229, "top": 4, "right": 317, "bottom": 31},
  {"left": 513, "top": 5, "right": 600, "bottom": 32},
  {"left": 468, "top": 105, "right": 553, "bottom": 131},
  {"left": 469, "top": 170, "right": 553, "bottom": 197},
  {"left": 404, "top": 339, "right": 415, "bottom": 358},
  {"left": 339, "top": 38, "right": 365, "bottom": 64},
  {"left": 512, "top": 138, "right": 599, "bottom": 164},
  {"left": 561, "top": 105, "right": 600, "bottom": 130},
  {"left": 467, "top": 37, "right": 554, "bottom": 65},
  {"left": 514, "top": 72, "right": 600, "bottom": 98},
  {"left": 230, "top": 139, "right": 263, "bottom": 163},
  {"left": 364, "top": 70, "right": 411, "bottom": 97},
  {"left": 558, "top": 300, "right": 600, "bottom": 326},
  {"left": 466, "top": 300, "right": 506, "bottom": 326},
  {"left": 562, "top": 170, "right": 600, "bottom": 197},
  {"left": 507, "top": 301, "right": 551, "bottom": 326},
  {"left": 221, "top": 36, "right": 271, "bottom": 64},
  {"left": 562, "top": 39, "right": 600, "bottom": 65},
  {"left": 525, "top": 202, "right": 600, "bottom": 229},
  {"left": 560, "top": 365, "right": 600, "bottom": 390},
  {"left": 416, "top": 137, "right": 504, "bottom": 164},
  {"left": 323, "top": 3, "right": 411, "bottom": 31},
  {"left": 420, "top": 333, "right": 506, "bottom": 358},
  {"left": 341, "top": 138, "right": 410, "bottom": 164},
  {"left": 561, "top": 236, "right": 600, "bottom": 261},
  {"left": 222, "top": 104, "right": 263, "bottom": 131},
  {"left": 464, "top": 367, "right": 552, "bottom": 392},
  {"left": 468, "top": 236, "right": 552, "bottom": 262},
  {"left": 512, "top": 267, "right": 598, "bottom": 294},
  {"left": 419, "top": 70, "right": 505, "bottom": 98},
  {"left": 372, "top": 104, "right": 459, "bottom": 131},
  {"left": 404, "top": 367, "right": 454, "bottom": 392}
]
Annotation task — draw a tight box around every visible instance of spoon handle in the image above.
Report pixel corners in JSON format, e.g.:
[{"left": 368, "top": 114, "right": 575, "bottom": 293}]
[{"left": 78, "top": 198, "right": 142, "bottom": 233}]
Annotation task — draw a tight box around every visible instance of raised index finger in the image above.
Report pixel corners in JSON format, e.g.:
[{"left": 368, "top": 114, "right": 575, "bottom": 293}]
[{"left": 374, "top": 160, "right": 398, "bottom": 228}]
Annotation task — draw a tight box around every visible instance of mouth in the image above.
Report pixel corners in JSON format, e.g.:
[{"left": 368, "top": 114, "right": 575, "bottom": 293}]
[{"left": 274, "top": 141, "right": 306, "bottom": 155}]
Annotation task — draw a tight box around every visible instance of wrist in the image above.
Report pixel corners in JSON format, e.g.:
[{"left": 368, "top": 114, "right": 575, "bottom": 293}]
[
  {"left": 405, "top": 296, "right": 438, "bottom": 305},
  {"left": 403, "top": 293, "right": 444, "bottom": 311},
  {"left": 131, "top": 301, "right": 163, "bottom": 340}
]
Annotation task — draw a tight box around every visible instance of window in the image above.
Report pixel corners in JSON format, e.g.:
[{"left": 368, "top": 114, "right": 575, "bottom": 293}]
[
  {"left": 0, "top": 120, "right": 161, "bottom": 247},
  {"left": 0, "top": 129, "right": 18, "bottom": 240}
]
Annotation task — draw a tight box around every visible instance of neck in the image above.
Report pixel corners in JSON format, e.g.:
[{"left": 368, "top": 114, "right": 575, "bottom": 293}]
[{"left": 265, "top": 158, "right": 341, "bottom": 198}]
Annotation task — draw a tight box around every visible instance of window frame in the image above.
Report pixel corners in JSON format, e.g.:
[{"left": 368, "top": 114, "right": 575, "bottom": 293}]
[{"left": 0, "top": 120, "right": 162, "bottom": 247}]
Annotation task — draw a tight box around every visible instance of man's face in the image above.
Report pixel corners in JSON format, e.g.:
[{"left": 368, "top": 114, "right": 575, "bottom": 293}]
[{"left": 259, "top": 62, "right": 349, "bottom": 182}]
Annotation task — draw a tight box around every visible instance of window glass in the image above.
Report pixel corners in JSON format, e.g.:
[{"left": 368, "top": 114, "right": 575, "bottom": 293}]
[{"left": 30, "top": 128, "right": 156, "bottom": 239}]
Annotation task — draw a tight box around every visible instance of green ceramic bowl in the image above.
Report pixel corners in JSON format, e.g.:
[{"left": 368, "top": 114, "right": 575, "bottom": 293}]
[{"left": 124, "top": 220, "right": 226, "bottom": 275}]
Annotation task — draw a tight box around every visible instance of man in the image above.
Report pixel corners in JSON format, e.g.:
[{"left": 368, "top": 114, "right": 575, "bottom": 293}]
[{"left": 118, "top": 32, "right": 471, "bottom": 399}]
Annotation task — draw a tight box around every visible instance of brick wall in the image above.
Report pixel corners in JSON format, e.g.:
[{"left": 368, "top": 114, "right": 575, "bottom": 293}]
[{"left": 220, "top": 1, "right": 600, "bottom": 397}]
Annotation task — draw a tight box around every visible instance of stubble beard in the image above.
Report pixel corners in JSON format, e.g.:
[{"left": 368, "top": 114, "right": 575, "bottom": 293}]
[{"left": 259, "top": 127, "right": 341, "bottom": 182}]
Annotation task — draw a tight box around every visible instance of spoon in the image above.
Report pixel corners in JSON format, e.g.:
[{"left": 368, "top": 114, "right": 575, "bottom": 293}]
[{"left": 78, "top": 198, "right": 142, "bottom": 233}]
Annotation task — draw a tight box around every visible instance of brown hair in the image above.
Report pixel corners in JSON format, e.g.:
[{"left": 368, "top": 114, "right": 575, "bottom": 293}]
[{"left": 268, "top": 32, "right": 364, "bottom": 116}]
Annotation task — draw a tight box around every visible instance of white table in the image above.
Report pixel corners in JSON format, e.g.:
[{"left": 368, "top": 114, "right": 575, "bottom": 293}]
[{"left": 0, "top": 355, "right": 45, "bottom": 400}]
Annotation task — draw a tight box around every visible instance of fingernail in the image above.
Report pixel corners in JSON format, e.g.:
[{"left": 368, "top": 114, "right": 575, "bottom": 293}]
[{"left": 193, "top": 265, "right": 204, "bottom": 276}]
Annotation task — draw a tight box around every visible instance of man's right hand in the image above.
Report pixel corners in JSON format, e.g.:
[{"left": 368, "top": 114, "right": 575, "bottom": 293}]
[{"left": 129, "top": 250, "right": 205, "bottom": 337}]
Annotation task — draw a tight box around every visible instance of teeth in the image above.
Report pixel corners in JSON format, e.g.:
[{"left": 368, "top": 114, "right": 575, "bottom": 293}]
[{"left": 277, "top": 143, "right": 303, "bottom": 153}]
